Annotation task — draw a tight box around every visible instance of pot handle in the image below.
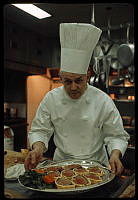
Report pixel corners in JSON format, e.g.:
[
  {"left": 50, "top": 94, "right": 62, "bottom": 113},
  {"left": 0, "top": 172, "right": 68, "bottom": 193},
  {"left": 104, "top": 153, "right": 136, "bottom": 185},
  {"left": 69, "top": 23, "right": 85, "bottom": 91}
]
[{"left": 126, "top": 23, "right": 130, "bottom": 44}]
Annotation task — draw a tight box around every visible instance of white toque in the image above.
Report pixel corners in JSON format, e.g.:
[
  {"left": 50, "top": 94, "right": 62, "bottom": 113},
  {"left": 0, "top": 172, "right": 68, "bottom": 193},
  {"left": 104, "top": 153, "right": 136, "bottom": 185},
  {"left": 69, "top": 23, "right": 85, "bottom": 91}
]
[{"left": 60, "top": 23, "right": 102, "bottom": 74}]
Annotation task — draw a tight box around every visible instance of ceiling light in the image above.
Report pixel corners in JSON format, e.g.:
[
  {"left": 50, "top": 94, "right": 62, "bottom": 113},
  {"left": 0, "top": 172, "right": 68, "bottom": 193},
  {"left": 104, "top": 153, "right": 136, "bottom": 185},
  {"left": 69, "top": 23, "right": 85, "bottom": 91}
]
[{"left": 12, "top": 4, "right": 51, "bottom": 19}]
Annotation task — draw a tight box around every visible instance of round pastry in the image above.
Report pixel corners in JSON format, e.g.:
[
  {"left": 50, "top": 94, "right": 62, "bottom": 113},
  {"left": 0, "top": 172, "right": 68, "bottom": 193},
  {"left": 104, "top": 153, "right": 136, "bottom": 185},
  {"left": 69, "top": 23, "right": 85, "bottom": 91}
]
[
  {"left": 87, "top": 166, "right": 104, "bottom": 176},
  {"left": 55, "top": 177, "right": 75, "bottom": 189},
  {"left": 73, "top": 167, "right": 88, "bottom": 174},
  {"left": 72, "top": 175, "right": 91, "bottom": 187},
  {"left": 47, "top": 171, "right": 61, "bottom": 179},
  {"left": 61, "top": 169, "right": 76, "bottom": 179},
  {"left": 85, "top": 172, "right": 102, "bottom": 183}
]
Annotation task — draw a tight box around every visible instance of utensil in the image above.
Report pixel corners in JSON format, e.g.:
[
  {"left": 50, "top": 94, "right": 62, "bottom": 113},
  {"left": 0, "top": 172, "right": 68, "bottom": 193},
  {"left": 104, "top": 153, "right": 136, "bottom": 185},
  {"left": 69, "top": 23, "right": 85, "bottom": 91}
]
[
  {"left": 110, "top": 58, "right": 123, "bottom": 70},
  {"left": 112, "top": 77, "right": 124, "bottom": 85},
  {"left": 37, "top": 159, "right": 57, "bottom": 168}
]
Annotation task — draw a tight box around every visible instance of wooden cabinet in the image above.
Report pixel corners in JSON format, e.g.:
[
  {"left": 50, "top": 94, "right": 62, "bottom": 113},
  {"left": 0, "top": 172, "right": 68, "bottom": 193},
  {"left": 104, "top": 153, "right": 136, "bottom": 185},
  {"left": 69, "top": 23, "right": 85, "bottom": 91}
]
[
  {"left": 51, "top": 39, "right": 61, "bottom": 68},
  {"left": 4, "top": 21, "right": 27, "bottom": 63},
  {"left": 26, "top": 32, "right": 52, "bottom": 67},
  {"left": 4, "top": 20, "right": 52, "bottom": 70}
]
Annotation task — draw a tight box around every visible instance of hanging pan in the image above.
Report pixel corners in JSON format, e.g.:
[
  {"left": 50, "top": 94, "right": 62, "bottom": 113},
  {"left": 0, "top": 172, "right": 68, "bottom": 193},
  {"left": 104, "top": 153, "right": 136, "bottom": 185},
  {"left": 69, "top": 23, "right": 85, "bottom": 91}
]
[{"left": 117, "top": 24, "right": 134, "bottom": 67}]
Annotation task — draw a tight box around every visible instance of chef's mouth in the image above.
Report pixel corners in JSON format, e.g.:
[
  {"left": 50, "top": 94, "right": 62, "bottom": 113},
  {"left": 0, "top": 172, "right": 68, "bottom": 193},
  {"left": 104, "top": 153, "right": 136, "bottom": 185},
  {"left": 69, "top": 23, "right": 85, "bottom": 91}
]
[
  {"left": 70, "top": 91, "right": 79, "bottom": 94},
  {"left": 70, "top": 91, "right": 81, "bottom": 99}
]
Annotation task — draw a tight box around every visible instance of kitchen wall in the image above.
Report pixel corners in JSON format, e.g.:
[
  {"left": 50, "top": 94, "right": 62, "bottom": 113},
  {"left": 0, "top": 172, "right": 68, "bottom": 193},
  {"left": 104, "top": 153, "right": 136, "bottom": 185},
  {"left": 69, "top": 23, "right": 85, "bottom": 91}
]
[
  {"left": 26, "top": 75, "right": 50, "bottom": 132},
  {"left": 26, "top": 73, "right": 62, "bottom": 149}
]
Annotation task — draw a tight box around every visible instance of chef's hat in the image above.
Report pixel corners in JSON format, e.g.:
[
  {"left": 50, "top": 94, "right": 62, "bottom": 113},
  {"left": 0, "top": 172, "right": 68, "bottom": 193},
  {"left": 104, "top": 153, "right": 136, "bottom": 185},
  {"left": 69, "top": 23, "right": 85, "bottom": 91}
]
[{"left": 60, "top": 23, "right": 102, "bottom": 74}]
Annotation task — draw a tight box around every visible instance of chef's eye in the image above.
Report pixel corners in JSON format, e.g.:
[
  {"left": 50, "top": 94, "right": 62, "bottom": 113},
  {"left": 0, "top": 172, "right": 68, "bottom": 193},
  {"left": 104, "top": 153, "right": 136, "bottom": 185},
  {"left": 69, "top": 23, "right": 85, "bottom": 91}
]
[
  {"left": 75, "top": 79, "right": 83, "bottom": 84},
  {"left": 64, "top": 79, "right": 72, "bottom": 85}
]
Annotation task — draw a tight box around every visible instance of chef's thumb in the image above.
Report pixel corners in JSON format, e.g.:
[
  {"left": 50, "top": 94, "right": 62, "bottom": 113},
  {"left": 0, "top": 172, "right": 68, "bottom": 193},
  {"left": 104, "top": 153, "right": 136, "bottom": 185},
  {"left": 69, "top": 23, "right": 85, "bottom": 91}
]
[
  {"left": 109, "top": 161, "right": 116, "bottom": 174},
  {"left": 107, "top": 164, "right": 111, "bottom": 170}
]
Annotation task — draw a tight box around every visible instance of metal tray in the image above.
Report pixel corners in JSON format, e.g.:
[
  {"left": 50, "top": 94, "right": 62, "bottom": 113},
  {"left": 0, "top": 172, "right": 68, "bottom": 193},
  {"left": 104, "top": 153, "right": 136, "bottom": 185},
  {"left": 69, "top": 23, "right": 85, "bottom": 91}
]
[{"left": 18, "top": 159, "right": 115, "bottom": 194}]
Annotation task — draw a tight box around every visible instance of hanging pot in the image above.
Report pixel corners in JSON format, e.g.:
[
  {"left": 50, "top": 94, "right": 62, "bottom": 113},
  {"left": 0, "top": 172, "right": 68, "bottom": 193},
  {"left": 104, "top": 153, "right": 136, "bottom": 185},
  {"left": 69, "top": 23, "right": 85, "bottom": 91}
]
[
  {"left": 117, "top": 24, "right": 134, "bottom": 67},
  {"left": 117, "top": 43, "right": 134, "bottom": 67}
]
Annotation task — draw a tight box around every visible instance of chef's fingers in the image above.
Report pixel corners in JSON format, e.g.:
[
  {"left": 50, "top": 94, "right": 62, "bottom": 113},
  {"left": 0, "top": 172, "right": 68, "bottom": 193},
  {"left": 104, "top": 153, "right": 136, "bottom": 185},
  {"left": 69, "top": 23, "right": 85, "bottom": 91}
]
[
  {"left": 24, "top": 152, "right": 33, "bottom": 170},
  {"left": 109, "top": 160, "right": 116, "bottom": 174},
  {"left": 24, "top": 151, "right": 37, "bottom": 170},
  {"left": 31, "top": 151, "right": 37, "bottom": 164},
  {"left": 115, "top": 159, "right": 124, "bottom": 176},
  {"left": 31, "top": 150, "right": 42, "bottom": 165},
  {"left": 109, "top": 159, "right": 124, "bottom": 175},
  {"left": 28, "top": 163, "right": 36, "bottom": 170},
  {"left": 24, "top": 156, "right": 30, "bottom": 170},
  {"left": 24, "top": 150, "right": 42, "bottom": 170},
  {"left": 107, "top": 164, "right": 111, "bottom": 170}
]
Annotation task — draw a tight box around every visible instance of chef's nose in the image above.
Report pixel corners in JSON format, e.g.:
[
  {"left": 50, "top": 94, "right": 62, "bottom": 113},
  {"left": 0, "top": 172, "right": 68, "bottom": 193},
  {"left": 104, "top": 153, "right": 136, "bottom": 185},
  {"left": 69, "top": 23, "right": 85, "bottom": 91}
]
[{"left": 71, "top": 81, "right": 77, "bottom": 90}]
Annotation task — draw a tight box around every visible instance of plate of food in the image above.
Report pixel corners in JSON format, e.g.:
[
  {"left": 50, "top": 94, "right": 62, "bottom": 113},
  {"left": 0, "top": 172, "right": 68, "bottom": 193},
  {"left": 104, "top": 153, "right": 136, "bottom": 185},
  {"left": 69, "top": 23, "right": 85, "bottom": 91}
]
[{"left": 18, "top": 159, "right": 115, "bottom": 194}]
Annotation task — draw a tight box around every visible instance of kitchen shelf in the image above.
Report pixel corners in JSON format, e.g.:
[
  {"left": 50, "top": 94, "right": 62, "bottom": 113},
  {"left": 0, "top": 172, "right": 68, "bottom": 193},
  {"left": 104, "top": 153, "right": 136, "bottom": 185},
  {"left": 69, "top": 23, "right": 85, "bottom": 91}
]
[
  {"left": 4, "top": 117, "right": 26, "bottom": 124},
  {"left": 108, "top": 86, "right": 135, "bottom": 96},
  {"left": 113, "top": 101, "right": 135, "bottom": 118},
  {"left": 108, "top": 85, "right": 134, "bottom": 88},
  {"left": 114, "top": 99, "right": 135, "bottom": 103},
  {"left": 124, "top": 126, "right": 135, "bottom": 132}
]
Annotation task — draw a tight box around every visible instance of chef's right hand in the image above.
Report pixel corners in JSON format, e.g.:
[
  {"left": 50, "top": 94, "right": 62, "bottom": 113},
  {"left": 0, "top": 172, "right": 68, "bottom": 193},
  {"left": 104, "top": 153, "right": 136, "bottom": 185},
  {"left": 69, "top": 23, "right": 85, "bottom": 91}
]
[
  {"left": 24, "top": 141, "right": 46, "bottom": 170},
  {"left": 24, "top": 149, "right": 43, "bottom": 170}
]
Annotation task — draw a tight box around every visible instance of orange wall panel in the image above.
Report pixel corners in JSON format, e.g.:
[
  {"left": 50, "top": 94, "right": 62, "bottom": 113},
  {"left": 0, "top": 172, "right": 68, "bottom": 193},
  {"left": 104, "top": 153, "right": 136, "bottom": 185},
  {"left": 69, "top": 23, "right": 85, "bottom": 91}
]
[{"left": 27, "top": 75, "right": 50, "bottom": 133}]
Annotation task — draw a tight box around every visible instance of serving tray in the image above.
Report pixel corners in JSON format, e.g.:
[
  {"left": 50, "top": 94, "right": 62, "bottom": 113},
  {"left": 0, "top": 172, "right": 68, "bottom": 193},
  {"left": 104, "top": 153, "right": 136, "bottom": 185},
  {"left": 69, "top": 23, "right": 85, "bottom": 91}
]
[{"left": 18, "top": 159, "right": 115, "bottom": 194}]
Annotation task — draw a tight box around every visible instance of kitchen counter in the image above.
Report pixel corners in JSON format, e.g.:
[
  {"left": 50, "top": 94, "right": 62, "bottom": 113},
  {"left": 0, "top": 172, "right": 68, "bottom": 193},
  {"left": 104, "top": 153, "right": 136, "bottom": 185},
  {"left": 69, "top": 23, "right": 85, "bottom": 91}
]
[
  {"left": 4, "top": 151, "right": 135, "bottom": 198},
  {"left": 119, "top": 179, "right": 135, "bottom": 198}
]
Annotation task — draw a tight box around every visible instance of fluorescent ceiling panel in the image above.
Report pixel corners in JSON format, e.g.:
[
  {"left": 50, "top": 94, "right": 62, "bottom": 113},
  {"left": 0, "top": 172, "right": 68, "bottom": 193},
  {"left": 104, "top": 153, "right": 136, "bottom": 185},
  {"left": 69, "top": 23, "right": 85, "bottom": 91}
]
[{"left": 12, "top": 4, "right": 51, "bottom": 19}]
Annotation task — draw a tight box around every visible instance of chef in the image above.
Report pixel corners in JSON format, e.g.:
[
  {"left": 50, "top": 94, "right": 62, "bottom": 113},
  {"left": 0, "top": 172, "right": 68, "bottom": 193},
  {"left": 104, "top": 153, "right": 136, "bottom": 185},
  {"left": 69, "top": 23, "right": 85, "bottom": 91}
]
[{"left": 24, "top": 23, "right": 130, "bottom": 175}]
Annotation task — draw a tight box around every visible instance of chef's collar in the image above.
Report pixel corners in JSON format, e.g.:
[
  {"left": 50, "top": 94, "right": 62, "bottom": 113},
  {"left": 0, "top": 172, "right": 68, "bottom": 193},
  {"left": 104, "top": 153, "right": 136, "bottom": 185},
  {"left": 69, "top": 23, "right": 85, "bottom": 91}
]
[{"left": 61, "top": 84, "right": 91, "bottom": 104}]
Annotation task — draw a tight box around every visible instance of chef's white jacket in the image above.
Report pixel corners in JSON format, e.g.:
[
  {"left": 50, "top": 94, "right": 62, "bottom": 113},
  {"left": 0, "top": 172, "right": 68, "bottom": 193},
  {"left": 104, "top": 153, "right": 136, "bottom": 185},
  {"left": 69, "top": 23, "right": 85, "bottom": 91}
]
[{"left": 28, "top": 84, "right": 130, "bottom": 166}]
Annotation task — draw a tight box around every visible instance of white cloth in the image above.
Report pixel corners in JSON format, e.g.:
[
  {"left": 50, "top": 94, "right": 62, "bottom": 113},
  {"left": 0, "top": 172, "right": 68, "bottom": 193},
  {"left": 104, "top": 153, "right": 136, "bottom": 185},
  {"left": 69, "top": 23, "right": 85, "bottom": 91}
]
[
  {"left": 4, "top": 125, "right": 14, "bottom": 151},
  {"left": 5, "top": 164, "right": 25, "bottom": 179},
  {"left": 28, "top": 85, "right": 130, "bottom": 166},
  {"left": 60, "top": 23, "right": 102, "bottom": 74}
]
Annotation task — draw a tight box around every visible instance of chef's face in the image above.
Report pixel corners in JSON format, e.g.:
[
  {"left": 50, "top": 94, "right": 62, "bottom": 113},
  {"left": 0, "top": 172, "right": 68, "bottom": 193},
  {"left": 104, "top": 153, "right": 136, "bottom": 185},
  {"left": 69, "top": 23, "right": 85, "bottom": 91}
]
[{"left": 60, "top": 72, "right": 88, "bottom": 99}]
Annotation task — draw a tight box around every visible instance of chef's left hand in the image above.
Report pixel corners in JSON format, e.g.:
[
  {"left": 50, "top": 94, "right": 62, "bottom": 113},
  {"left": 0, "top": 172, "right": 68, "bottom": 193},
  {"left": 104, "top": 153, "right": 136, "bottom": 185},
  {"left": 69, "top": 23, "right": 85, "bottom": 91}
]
[{"left": 109, "top": 149, "right": 124, "bottom": 176}]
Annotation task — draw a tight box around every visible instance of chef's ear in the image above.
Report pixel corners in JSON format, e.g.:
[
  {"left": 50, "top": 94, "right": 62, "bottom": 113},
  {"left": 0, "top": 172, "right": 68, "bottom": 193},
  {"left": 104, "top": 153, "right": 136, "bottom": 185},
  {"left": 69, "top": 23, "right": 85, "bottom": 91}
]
[{"left": 87, "top": 66, "right": 93, "bottom": 83}]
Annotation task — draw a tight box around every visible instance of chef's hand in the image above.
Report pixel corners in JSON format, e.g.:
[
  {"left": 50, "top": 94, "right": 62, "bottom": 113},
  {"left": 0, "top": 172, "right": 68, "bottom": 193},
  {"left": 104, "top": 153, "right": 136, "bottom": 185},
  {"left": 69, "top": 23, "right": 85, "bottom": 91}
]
[
  {"left": 24, "top": 142, "right": 47, "bottom": 170},
  {"left": 109, "top": 149, "right": 124, "bottom": 176}
]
